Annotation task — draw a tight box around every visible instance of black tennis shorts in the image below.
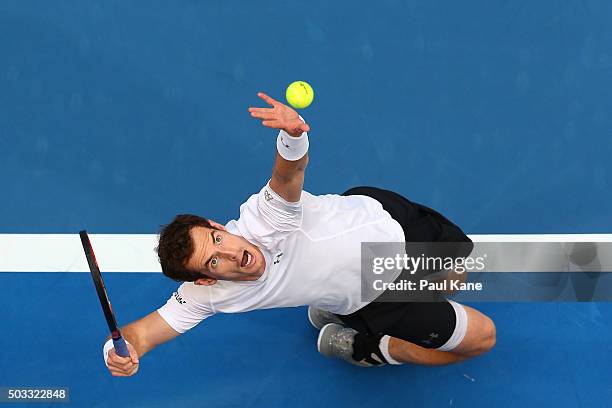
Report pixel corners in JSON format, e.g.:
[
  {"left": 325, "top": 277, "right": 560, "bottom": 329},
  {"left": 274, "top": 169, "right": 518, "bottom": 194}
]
[{"left": 337, "top": 186, "right": 473, "bottom": 349}]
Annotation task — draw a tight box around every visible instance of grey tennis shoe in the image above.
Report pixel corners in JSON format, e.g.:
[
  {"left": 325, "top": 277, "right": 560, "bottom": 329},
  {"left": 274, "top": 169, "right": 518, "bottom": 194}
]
[
  {"left": 317, "top": 323, "right": 377, "bottom": 367},
  {"left": 307, "top": 306, "right": 344, "bottom": 330}
]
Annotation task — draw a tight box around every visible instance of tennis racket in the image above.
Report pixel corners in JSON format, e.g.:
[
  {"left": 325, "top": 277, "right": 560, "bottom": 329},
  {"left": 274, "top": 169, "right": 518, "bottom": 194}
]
[{"left": 79, "top": 230, "right": 130, "bottom": 357}]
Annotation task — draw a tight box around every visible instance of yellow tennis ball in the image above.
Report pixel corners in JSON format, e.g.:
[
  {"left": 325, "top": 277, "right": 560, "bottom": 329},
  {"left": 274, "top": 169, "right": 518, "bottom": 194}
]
[{"left": 286, "top": 81, "right": 314, "bottom": 109}]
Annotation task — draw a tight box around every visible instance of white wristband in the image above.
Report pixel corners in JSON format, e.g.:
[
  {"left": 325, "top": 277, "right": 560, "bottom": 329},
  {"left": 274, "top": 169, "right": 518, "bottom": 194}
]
[
  {"left": 103, "top": 338, "right": 131, "bottom": 367},
  {"left": 276, "top": 116, "right": 309, "bottom": 161}
]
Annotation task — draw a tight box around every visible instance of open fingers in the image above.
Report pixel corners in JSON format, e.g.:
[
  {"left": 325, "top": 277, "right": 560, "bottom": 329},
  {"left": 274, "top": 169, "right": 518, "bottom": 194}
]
[
  {"left": 248, "top": 107, "right": 274, "bottom": 114},
  {"left": 250, "top": 111, "right": 275, "bottom": 120},
  {"left": 257, "top": 92, "right": 278, "bottom": 107},
  {"left": 262, "top": 120, "right": 280, "bottom": 128}
]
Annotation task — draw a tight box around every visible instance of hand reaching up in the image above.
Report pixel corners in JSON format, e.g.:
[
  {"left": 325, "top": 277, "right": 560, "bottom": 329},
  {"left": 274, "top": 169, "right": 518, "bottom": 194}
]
[{"left": 248, "top": 92, "right": 310, "bottom": 137}]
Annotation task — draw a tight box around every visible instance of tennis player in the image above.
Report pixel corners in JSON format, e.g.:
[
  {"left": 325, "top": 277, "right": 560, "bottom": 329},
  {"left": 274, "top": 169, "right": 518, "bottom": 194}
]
[{"left": 104, "top": 92, "right": 495, "bottom": 376}]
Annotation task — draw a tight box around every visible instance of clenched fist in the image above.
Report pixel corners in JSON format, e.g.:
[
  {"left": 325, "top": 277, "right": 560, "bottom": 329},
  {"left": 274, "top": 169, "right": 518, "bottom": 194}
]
[{"left": 106, "top": 342, "right": 140, "bottom": 377}]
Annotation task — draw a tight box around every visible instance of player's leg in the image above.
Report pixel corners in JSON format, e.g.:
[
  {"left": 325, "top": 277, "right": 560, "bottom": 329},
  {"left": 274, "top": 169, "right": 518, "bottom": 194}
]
[
  {"left": 387, "top": 303, "right": 496, "bottom": 365},
  {"left": 318, "top": 300, "right": 495, "bottom": 366}
]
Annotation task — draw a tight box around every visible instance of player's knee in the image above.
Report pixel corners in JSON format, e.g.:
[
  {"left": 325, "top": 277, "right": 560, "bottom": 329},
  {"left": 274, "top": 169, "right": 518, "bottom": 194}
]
[
  {"left": 475, "top": 316, "right": 496, "bottom": 355},
  {"left": 459, "top": 314, "right": 496, "bottom": 357}
]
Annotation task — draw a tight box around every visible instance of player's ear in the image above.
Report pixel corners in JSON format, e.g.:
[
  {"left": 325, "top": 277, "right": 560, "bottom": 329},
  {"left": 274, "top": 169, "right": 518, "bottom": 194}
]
[
  {"left": 194, "top": 277, "right": 217, "bottom": 286},
  {"left": 207, "top": 220, "right": 226, "bottom": 231}
]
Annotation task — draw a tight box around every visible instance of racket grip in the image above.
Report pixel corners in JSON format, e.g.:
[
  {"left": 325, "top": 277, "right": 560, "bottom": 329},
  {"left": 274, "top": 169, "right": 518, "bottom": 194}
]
[{"left": 113, "top": 337, "right": 130, "bottom": 357}]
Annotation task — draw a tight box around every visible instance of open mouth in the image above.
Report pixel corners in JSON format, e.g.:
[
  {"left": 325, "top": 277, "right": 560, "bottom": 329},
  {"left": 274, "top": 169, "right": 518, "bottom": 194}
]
[{"left": 241, "top": 250, "right": 253, "bottom": 268}]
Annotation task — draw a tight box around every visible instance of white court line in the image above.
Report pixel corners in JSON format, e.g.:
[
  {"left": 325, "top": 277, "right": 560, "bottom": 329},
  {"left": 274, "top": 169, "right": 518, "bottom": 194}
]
[
  {"left": 0, "top": 234, "right": 161, "bottom": 272},
  {"left": 0, "top": 234, "right": 611, "bottom": 272}
]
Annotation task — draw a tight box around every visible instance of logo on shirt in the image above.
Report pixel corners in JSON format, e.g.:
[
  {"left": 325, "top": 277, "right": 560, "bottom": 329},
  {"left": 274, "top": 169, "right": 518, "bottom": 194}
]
[
  {"left": 274, "top": 252, "right": 284, "bottom": 265},
  {"left": 173, "top": 291, "right": 186, "bottom": 304},
  {"left": 264, "top": 189, "right": 273, "bottom": 202}
]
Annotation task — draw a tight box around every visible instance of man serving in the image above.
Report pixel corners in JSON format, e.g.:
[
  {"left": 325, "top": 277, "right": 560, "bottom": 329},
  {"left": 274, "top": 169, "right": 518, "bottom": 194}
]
[{"left": 104, "top": 92, "right": 496, "bottom": 376}]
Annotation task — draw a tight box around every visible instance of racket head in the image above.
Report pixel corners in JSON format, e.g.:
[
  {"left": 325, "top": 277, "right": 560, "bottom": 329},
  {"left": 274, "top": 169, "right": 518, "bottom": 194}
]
[{"left": 79, "top": 231, "right": 121, "bottom": 335}]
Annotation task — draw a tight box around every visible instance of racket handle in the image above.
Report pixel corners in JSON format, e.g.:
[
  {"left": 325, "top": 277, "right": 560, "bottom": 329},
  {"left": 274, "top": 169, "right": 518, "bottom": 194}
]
[{"left": 113, "top": 337, "right": 130, "bottom": 357}]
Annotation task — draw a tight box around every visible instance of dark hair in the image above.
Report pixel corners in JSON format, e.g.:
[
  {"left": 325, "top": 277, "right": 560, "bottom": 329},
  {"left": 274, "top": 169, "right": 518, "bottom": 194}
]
[{"left": 156, "top": 214, "right": 215, "bottom": 282}]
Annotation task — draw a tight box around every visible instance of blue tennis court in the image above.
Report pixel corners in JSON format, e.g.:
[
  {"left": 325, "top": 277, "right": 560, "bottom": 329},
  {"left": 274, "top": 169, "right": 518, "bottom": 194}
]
[{"left": 1, "top": 1, "right": 611, "bottom": 407}]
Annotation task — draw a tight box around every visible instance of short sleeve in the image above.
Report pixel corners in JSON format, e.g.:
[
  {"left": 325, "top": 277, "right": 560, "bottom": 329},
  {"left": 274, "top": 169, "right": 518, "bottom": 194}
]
[
  {"left": 235, "top": 181, "right": 302, "bottom": 249},
  {"left": 157, "top": 283, "right": 214, "bottom": 334}
]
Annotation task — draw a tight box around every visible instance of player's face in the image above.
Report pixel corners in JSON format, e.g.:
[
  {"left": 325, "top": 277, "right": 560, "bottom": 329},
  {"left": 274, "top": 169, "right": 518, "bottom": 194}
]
[{"left": 185, "top": 226, "right": 266, "bottom": 283}]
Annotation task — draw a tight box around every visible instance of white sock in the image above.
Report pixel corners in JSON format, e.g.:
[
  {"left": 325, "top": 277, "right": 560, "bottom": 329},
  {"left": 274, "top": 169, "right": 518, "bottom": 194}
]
[{"left": 379, "top": 335, "right": 402, "bottom": 365}]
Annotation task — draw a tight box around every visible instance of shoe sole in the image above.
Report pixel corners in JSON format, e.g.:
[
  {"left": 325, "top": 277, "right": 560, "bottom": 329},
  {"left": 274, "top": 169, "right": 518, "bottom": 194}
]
[
  {"left": 317, "top": 323, "right": 340, "bottom": 356},
  {"left": 308, "top": 307, "right": 321, "bottom": 330},
  {"left": 308, "top": 307, "right": 344, "bottom": 330}
]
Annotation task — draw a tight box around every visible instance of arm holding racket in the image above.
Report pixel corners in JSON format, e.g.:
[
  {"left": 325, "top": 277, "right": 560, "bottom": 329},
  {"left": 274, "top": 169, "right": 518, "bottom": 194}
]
[
  {"left": 105, "top": 310, "right": 180, "bottom": 377},
  {"left": 79, "top": 230, "right": 181, "bottom": 376}
]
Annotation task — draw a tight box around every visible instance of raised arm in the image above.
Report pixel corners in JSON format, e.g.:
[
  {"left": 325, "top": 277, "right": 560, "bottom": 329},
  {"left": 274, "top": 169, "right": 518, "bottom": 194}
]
[
  {"left": 105, "top": 311, "right": 180, "bottom": 377},
  {"left": 248, "top": 92, "right": 311, "bottom": 202}
]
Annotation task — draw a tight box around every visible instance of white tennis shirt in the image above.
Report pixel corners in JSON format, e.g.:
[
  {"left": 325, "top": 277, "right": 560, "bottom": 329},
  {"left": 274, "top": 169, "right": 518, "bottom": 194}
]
[{"left": 157, "top": 181, "right": 405, "bottom": 333}]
